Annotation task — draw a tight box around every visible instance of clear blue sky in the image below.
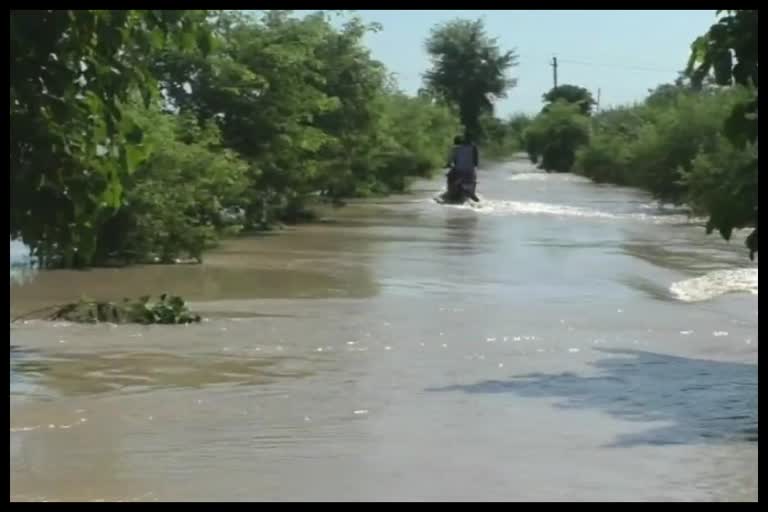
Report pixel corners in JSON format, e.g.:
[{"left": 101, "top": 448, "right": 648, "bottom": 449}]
[{"left": 292, "top": 10, "right": 717, "bottom": 117}]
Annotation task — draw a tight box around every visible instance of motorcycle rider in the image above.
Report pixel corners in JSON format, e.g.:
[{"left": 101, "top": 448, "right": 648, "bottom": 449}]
[{"left": 446, "top": 134, "right": 479, "bottom": 202}]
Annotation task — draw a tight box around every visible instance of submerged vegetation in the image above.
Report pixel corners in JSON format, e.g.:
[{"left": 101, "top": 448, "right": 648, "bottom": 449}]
[{"left": 19, "top": 294, "right": 202, "bottom": 324}]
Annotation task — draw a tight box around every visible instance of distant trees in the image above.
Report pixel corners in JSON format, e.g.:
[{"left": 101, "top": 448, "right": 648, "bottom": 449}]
[
  {"left": 423, "top": 18, "right": 518, "bottom": 140},
  {"left": 543, "top": 84, "right": 596, "bottom": 115}
]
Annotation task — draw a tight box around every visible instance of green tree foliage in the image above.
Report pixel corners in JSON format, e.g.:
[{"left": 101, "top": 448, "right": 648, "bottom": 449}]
[
  {"left": 423, "top": 19, "right": 518, "bottom": 139},
  {"left": 574, "top": 87, "right": 748, "bottom": 196},
  {"left": 682, "top": 137, "right": 757, "bottom": 247},
  {"left": 156, "top": 11, "right": 460, "bottom": 222},
  {"left": 573, "top": 85, "right": 757, "bottom": 256},
  {"left": 507, "top": 114, "right": 533, "bottom": 150},
  {"left": 626, "top": 90, "right": 740, "bottom": 203},
  {"left": 686, "top": 9, "right": 757, "bottom": 258},
  {"left": 10, "top": 10, "right": 212, "bottom": 267},
  {"left": 532, "top": 11, "right": 757, "bottom": 259},
  {"left": 543, "top": 84, "right": 596, "bottom": 115},
  {"left": 687, "top": 10, "right": 757, "bottom": 89},
  {"left": 478, "top": 114, "right": 531, "bottom": 159},
  {"left": 11, "top": 10, "right": 462, "bottom": 268},
  {"left": 95, "top": 106, "right": 249, "bottom": 265},
  {"left": 645, "top": 82, "right": 691, "bottom": 108},
  {"left": 524, "top": 101, "right": 591, "bottom": 173},
  {"left": 523, "top": 83, "right": 594, "bottom": 173}
]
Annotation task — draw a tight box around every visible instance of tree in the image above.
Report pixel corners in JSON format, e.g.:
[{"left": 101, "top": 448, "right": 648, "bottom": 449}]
[
  {"left": 644, "top": 83, "right": 689, "bottom": 107},
  {"left": 686, "top": 9, "right": 757, "bottom": 259},
  {"left": 574, "top": 86, "right": 750, "bottom": 194},
  {"left": 542, "top": 84, "right": 595, "bottom": 115},
  {"left": 153, "top": 11, "right": 345, "bottom": 226},
  {"left": 10, "top": 10, "right": 212, "bottom": 267},
  {"left": 423, "top": 18, "right": 518, "bottom": 140},
  {"left": 524, "top": 101, "right": 591, "bottom": 173},
  {"left": 11, "top": 10, "right": 464, "bottom": 268},
  {"left": 94, "top": 106, "right": 249, "bottom": 265}
]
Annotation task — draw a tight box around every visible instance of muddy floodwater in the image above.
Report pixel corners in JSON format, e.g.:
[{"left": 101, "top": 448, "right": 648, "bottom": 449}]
[{"left": 10, "top": 158, "right": 757, "bottom": 501}]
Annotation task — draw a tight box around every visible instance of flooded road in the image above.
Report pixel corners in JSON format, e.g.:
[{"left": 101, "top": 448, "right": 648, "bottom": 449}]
[{"left": 10, "top": 158, "right": 758, "bottom": 501}]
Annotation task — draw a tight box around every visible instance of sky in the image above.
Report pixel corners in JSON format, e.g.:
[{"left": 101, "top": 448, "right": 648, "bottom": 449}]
[{"left": 294, "top": 10, "right": 717, "bottom": 117}]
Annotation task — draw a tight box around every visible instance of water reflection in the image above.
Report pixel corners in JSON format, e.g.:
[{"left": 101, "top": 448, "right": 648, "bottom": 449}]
[
  {"left": 11, "top": 240, "right": 38, "bottom": 287},
  {"left": 442, "top": 213, "right": 479, "bottom": 252},
  {"left": 428, "top": 349, "right": 757, "bottom": 447},
  {"left": 10, "top": 226, "right": 382, "bottom": 317}
]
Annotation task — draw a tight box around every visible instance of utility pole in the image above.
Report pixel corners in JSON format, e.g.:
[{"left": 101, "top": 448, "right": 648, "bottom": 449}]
[
  {"left": 596, "top": 88, "right": 601, "bottom": 112},
  {"left": 551, "top": 56, "right": 558, "bottom": 89}
]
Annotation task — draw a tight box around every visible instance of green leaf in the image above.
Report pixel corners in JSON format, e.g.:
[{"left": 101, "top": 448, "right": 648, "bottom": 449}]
[
  {"left": 723, "top": 100, "right": 757, "bottom": 148},
  {"left": 125, "top": 122, "right": 144, "bottom": 145},
  {"left": 149, "top": 28, "right": 165, "bottom": 49},
  {"left": 140, "top": 86, "right": 154, "bottom": 109},
  {"left": 718, "top": 225, "right": 733, "bottom": 241},
  {"left": 131, "top": 145, "right": 149, "bottom": 172},
  {"left": 102, "top": 177, "right": 123, "bottom": 208},
  {"left": 197, "top": 28, "right": 212, "bottom": 56},
  {"left": 712, "top": 50, "right": 733, "bottom": 85}
]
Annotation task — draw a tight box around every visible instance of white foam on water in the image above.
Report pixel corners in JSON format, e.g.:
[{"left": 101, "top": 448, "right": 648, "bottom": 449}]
[
  {"left": 507, "top": 172, "right": 588, "bottom": 182},
  {"left": 670, "top": 268, "right": 758, "bottom": 302},
  {"left": 437, "top": 199, "right": 699, "bottom": 225},
  {"left": 10, "top": 425, "right": 41, "bottom": 433},
  {"left": 470, "top": 200, "right": 618, "bottom": 218}
]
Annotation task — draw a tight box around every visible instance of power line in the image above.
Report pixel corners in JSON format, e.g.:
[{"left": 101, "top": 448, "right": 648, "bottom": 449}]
[
  {"left": 553, "top": 58, "right": 679, "bottom": 74},
  {"left": 391, "top": 55, "right": 680, "bottom": 82}
]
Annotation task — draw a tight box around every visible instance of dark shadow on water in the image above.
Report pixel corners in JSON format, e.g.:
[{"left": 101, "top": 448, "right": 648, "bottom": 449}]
[{"left": 427, "top": 348, "right": 757, "bottom": 447}]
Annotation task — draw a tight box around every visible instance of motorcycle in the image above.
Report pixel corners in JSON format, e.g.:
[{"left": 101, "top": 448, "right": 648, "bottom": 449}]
[{"left": 435, "top": 169, "right": 479, "bottom": 205}]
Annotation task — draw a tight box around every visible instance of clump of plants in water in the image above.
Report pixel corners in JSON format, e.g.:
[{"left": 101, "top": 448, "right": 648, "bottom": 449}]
[{"left": 48, "top": 294, "right": 201, "bottom": 324}]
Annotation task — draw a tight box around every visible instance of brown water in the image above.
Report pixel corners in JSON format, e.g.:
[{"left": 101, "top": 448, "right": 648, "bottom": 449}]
[{"left": 10, "top": 158, "right": 758, "bottom": 501}]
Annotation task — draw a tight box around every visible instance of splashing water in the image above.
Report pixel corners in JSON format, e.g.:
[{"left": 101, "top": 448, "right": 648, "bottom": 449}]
[
  {"left": 670, "top": 268, "right": 758, "bottom": 302},
  {"left": 437, "top": 198, "right": 700, "bottom": 225},
  {"left": 507, "top": 172, "right": 588, "bottom": 183}
]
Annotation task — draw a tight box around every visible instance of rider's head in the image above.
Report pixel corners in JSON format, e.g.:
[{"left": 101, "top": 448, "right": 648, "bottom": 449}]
[{"left": 453, "top": 135, "right": 464, "bottom": 145}]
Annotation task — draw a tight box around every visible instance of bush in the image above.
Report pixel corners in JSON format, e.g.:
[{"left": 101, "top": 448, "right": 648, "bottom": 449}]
[
  {"left": 681, "top": 136, "right": 757, "bottom": 242},
  {"left": 96, "top": 107, "right": 248, "bottom": 264},
  {"left": 11, "top": 11, "right": 465, "bottom": 268},
  {"left": 524, "top": 101, "right": 590, "bottom": 173},
  {"left": 571, "top": 82, "right": 757, "bottom": 258},
  {"left": 478, "top": 114, "right": 527, "bottom": 159},
  {"left": 574, "top": 86, "right": 751, "bottom": 204},
  {"left": 629, "top": 91, "right": 739, "bottom": 203},
  {"left": 573, "top": 133, "right": 633, "bottom": 185}
]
